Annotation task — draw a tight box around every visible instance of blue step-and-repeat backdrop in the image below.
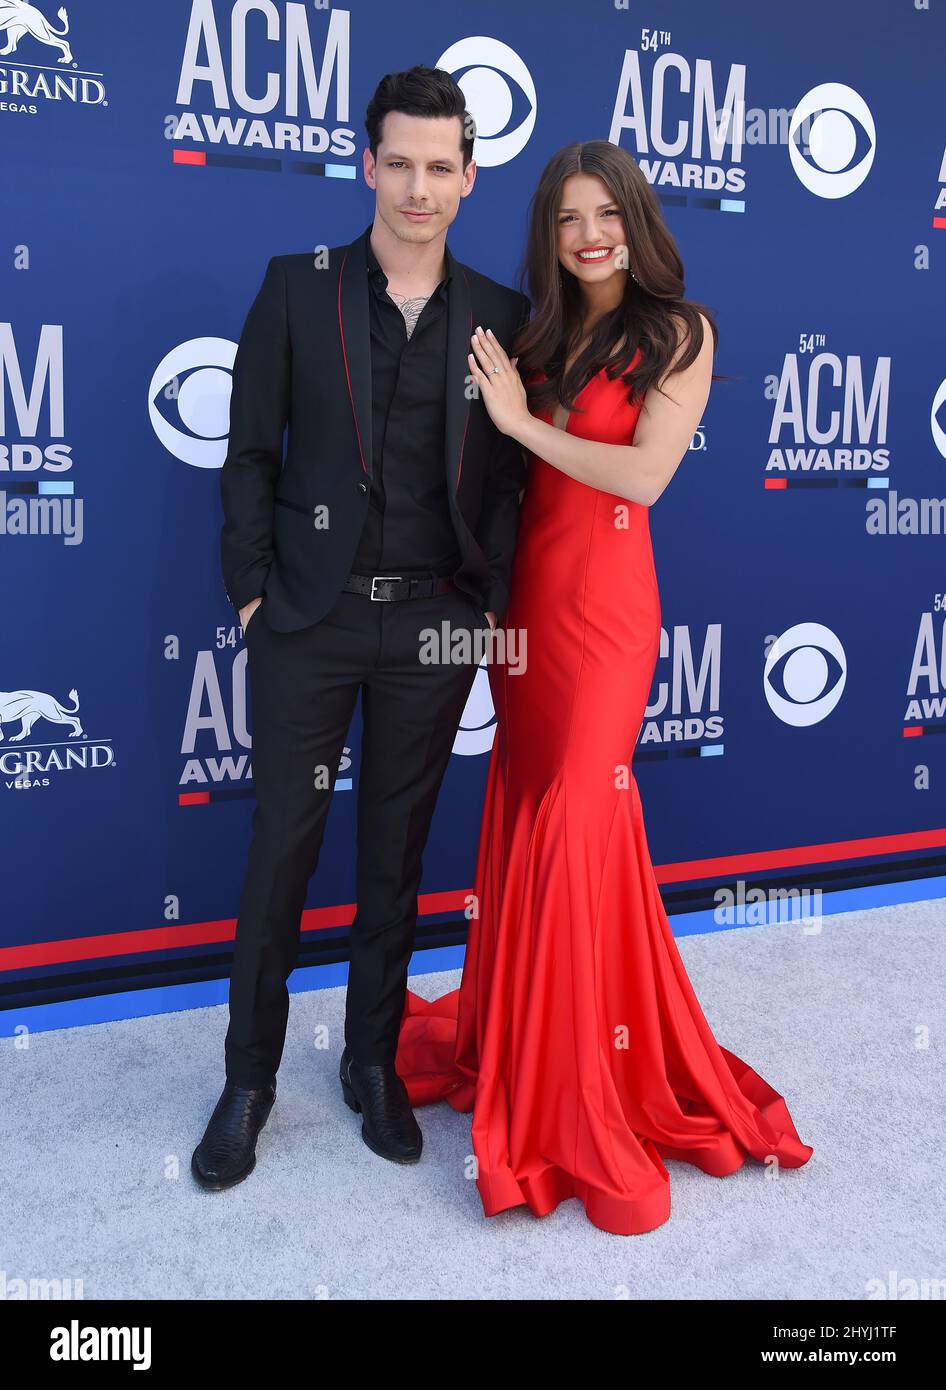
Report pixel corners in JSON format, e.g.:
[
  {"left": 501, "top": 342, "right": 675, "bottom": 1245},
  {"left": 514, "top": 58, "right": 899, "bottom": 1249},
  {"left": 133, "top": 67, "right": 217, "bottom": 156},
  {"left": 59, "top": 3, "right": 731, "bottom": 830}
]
[{"left": 2, "top": 1, "right": 944, "bottom": 1026}]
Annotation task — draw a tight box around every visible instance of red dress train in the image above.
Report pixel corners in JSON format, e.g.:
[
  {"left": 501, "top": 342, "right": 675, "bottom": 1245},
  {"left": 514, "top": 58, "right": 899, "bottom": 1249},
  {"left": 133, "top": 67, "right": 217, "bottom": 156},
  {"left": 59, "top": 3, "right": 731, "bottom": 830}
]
[{"left": 395, "top": 354, "right": 814, "bottom": 1235}]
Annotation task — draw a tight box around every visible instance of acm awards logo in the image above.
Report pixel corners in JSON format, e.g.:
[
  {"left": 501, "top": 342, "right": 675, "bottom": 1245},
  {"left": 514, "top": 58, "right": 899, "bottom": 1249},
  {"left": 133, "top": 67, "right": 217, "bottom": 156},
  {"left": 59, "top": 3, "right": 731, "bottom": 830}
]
[
  {"left": 905, "top": 606, "right": 946, "bottom": 733},
  {"left": 639, "top": 624, "right": 724, "bottom": 749},
  {"left": 0, "top": 2, "right": 108, "bottom": 112},
  {"left": 169, "top": 0, "right": 357, "bottom": 163},
  {"left": 178, "top": 626, "right": 352, "bottom": 796},
  {"left": 0, "top": 320, "right": 82, "bottom": 543},
  {"left": 609, "top": 43, "right": 748, "bottom": 200},
  {"left": 180, "top": 630, "right": 262, "bottom": 794},
  {"left": 763, "top": 344, "right": 891, "bottom": 483}
]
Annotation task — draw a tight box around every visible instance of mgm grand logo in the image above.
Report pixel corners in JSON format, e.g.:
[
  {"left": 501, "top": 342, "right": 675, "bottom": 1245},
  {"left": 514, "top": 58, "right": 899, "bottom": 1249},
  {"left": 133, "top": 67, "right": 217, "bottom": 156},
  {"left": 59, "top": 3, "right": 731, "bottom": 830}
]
[
  {"left": 0, "top": 685, "right": 115, "bottom": 785},
  {"left": 0, "top": 4, "right": 108, "bottom": 109}
]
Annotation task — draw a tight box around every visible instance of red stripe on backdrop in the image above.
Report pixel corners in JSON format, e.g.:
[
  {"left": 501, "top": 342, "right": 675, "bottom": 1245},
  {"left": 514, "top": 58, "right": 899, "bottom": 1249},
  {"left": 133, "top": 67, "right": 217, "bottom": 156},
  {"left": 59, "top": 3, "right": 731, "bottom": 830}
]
[
  {"left": 2, "top": 828, "right": 944, "bottom": 972},
  {"left": 653, "top": 825, "right": 946, "bottom": 884},
  {"left": 0, "top": 889, "right": 472, "bottom": 971}
]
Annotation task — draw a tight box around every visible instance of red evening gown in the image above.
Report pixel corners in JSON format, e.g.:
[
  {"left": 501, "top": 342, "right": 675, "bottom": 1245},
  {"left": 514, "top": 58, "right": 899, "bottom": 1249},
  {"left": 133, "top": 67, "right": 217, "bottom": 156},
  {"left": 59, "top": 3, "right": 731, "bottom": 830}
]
[{"left": 395, "top": 351, "right": 814, "bottom": 1235}]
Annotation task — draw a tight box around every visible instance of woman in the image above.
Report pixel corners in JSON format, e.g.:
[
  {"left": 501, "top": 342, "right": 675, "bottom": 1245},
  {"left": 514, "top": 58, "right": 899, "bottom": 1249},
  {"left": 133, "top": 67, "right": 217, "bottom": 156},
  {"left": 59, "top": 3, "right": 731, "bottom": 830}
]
[{"left": 396, "top": 141, "right": 813, "bottom": 1236}]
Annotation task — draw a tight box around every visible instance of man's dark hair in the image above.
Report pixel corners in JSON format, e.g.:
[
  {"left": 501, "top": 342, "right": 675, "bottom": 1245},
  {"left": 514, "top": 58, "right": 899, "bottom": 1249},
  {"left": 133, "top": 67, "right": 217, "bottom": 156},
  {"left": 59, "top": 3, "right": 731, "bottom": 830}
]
[{"left": 365, "top": 65, "right": 475, "bottom": 169}]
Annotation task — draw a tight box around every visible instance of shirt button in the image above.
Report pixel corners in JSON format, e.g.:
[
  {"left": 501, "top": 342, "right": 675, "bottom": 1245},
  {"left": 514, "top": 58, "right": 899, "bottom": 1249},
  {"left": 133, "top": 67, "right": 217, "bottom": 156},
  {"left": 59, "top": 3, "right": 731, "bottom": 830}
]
[{"left": 358, "top": 481, "right": 367, "bottom": 493}]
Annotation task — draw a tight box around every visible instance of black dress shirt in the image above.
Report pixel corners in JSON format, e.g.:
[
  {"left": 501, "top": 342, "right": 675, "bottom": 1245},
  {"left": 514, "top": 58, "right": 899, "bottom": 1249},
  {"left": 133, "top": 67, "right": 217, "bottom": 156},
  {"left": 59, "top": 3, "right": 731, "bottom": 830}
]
[{"left": 349, "top": 224, "right": 463, "bottom": 575}]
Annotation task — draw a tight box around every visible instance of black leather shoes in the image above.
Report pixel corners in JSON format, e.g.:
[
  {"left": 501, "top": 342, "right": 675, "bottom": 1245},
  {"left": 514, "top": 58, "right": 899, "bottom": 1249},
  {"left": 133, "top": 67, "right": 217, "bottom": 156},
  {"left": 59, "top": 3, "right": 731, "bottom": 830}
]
[
  {"left": 339, "top": 1046, "right": 422, "bottom": 1163},
  {"left": 191, "top": 1080, "right": 276, "bottom": 1190}
]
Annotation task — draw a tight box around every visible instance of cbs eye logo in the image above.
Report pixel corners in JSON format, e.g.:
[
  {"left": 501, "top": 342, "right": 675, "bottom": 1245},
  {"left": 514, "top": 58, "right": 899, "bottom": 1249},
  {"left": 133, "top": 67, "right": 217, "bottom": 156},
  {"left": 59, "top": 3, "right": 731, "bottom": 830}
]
[
  {"left": 789, "top": 82, "right": 875, "bottom": 198},
  {"left": 931, "top": 376, "right": 946, "bottom": 462},
  {"left": 763, "top": 622, "right": 847, "bottom": 727},
  {"left": 436, "top": 36, "right": 536, "bottom": 167},
  {"left": 453, "top": 662, "right": 497, "bottom": 756},
  {"left": 148, "top": 337, "right": 236, "bottom": 469}
]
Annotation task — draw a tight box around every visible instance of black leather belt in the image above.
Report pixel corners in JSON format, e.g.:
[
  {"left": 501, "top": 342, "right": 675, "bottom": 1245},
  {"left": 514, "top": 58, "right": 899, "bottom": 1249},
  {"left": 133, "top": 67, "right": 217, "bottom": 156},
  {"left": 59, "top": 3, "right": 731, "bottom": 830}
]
[{"left": 342, "top": 571, "right": 458, "bottom": 602}]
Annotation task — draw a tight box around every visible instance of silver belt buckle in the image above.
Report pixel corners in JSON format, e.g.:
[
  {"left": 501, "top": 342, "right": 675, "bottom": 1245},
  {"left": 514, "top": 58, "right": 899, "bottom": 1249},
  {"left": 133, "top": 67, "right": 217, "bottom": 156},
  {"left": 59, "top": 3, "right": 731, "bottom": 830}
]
[{"left": 369, "top": 574, "right": 403, "bottom": 601}]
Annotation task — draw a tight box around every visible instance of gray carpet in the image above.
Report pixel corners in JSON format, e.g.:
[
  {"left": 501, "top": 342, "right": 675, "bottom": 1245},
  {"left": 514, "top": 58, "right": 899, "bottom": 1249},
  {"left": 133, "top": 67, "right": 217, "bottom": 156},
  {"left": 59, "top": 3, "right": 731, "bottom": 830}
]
[{"left": 3, "top": 897, "right": 943, "bottom": 1300}]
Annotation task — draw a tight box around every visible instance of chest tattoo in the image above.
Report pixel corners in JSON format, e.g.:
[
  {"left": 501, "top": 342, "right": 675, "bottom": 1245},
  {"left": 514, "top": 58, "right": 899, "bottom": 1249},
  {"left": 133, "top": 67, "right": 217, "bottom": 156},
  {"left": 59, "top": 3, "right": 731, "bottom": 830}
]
[{"left": 386, "top": 290, "right": 432, "bottom": 341}]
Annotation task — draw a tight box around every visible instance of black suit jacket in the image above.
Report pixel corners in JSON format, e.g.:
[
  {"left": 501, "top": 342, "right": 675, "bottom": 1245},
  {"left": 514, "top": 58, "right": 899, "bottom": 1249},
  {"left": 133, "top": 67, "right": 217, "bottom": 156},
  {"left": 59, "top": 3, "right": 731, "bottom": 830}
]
[{"left": 220, "top": 224, "right": 531, "bottom": 632}]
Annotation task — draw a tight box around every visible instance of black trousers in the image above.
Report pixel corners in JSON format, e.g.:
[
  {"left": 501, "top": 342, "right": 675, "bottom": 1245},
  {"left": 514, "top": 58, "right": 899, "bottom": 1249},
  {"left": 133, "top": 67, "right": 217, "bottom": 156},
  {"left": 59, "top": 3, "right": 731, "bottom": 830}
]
[{"left": 224, "top": 580, "right": 488, "bottom": 1086}]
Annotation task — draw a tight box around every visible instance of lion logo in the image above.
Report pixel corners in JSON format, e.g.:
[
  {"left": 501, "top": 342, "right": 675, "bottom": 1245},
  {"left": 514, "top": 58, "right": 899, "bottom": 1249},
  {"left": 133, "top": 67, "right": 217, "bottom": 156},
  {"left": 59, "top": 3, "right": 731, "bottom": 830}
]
[
  {"left": 0, "top": 3, "right": 74, "bottom": 65},
  {"left": 0, "top": 687, "right": 83, "bottom": 741}
]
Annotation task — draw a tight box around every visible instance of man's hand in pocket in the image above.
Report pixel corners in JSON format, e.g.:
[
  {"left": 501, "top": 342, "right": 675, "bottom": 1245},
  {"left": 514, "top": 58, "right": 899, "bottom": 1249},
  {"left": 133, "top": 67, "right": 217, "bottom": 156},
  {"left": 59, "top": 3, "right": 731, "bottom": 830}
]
[{"left": 239, "top": 597, "right": 262, "bottom": 636}]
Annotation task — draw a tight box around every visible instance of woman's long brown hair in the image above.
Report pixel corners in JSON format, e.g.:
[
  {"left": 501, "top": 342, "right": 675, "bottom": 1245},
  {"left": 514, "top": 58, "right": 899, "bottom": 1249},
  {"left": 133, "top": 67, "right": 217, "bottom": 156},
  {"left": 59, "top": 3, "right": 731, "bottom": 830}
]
[{"left": 510, "top": 140, "right": 725, "bottom": 423}]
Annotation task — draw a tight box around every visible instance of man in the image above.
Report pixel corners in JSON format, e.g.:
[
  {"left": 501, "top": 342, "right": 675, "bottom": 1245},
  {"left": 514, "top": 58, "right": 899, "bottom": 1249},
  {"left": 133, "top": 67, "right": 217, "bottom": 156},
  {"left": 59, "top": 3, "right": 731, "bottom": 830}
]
[{"left": 192, "top": 65, "right": 530, "bottom": 1189}]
